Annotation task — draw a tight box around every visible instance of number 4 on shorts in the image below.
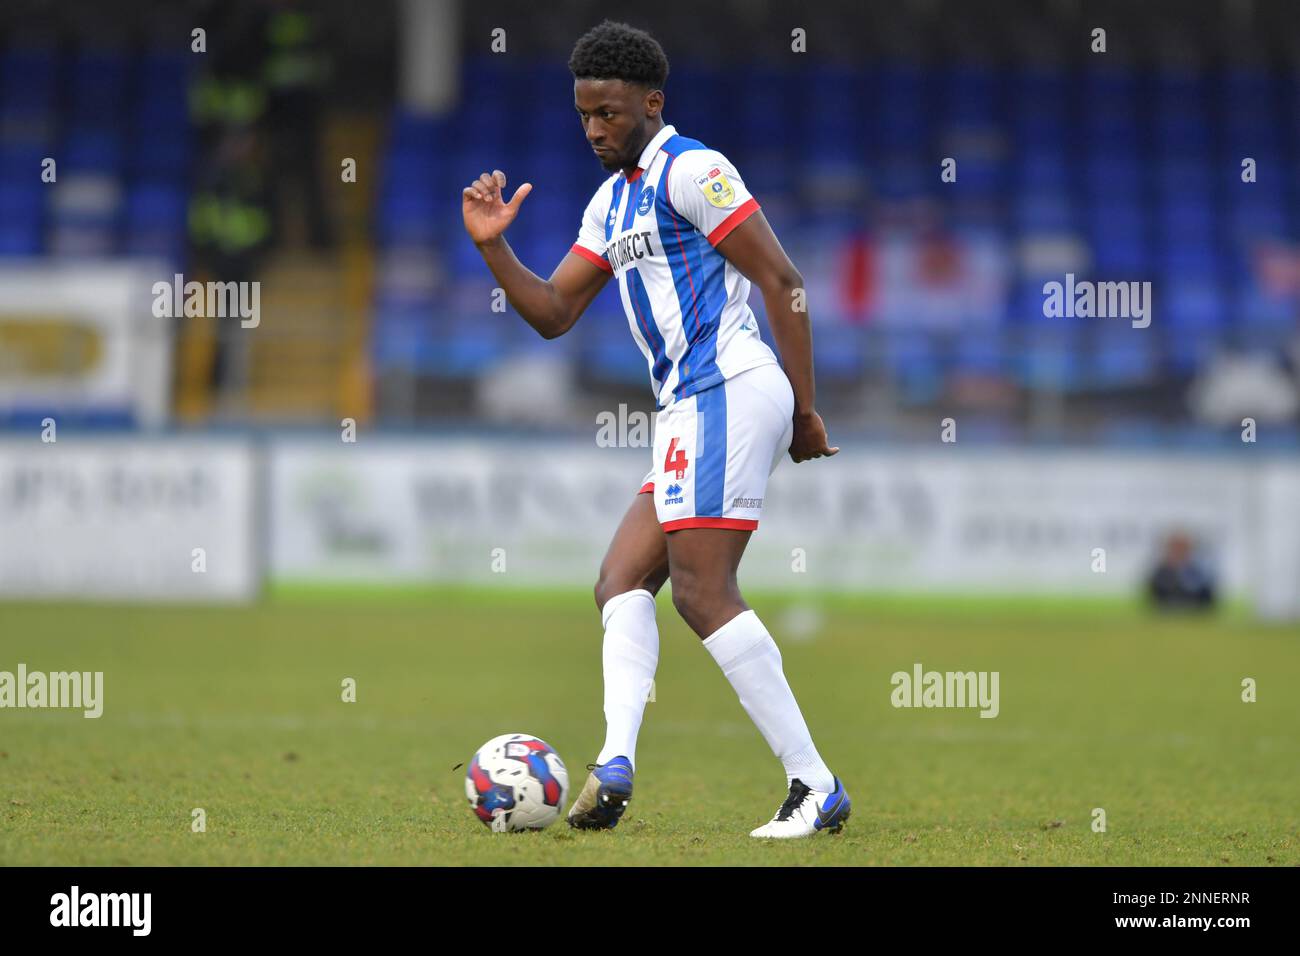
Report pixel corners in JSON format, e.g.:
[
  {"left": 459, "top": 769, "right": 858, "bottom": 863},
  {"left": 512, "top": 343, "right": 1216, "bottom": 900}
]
[{"left": 664, "top": 437, "right": 689, "bottom": 480}]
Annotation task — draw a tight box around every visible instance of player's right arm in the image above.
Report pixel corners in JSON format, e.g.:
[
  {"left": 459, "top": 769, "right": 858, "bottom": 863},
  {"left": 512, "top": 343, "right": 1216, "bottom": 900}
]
[{"left": 463, "top": 169, "right": 611, "bottom": 339}]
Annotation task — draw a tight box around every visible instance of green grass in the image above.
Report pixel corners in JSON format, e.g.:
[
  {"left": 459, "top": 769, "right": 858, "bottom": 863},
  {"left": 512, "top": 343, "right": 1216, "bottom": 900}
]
[{"left": 0, "top": 590, "right": 1297, "bottom": 865}]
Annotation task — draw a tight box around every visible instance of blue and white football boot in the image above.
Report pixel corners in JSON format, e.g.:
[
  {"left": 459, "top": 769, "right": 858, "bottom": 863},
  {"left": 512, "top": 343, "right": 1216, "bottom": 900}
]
[
  {"left": 749, "top": 776, "right": 851, "bottom": 838},
  {"left": 566, "top": 756, "right": 634, "bottom": 830}
]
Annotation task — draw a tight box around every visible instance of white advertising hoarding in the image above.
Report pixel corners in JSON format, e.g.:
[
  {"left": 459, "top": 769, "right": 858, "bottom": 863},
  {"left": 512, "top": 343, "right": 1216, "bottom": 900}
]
[
  {"left": 0, "top": 439, "right": 258, "bottom": 601},
  {"left": 269, "top": 440, "right": 1292, "bottom": 605}
]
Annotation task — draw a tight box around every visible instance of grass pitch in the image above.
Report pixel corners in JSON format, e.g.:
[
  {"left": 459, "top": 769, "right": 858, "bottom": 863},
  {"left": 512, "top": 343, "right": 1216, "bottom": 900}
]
[{"left": 1, "top": 589, "right": 1297, "bottom": 866}]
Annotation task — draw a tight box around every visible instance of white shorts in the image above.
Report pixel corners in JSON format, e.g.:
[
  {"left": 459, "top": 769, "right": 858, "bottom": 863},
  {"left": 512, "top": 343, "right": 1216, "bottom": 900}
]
[{"left": 637, "top": 362, "right": 794, "bottom": 531}]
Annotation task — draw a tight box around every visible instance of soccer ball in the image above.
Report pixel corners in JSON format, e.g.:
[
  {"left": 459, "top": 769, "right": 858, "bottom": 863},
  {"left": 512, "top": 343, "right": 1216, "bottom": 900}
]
[{"left": 465, "top": 733, "right": 569, "bottom": 832}]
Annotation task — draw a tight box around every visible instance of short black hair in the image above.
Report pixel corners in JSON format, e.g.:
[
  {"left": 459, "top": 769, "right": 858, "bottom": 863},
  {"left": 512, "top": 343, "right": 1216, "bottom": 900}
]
[{"left": 568, "top": 19, "right": 669, "bottom": 90}]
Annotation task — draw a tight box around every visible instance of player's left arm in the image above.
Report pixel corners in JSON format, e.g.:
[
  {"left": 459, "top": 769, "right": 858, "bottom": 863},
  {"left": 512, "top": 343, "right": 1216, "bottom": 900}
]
[{"left": 715, "top": 212, "right": 839, "bottom": 462}]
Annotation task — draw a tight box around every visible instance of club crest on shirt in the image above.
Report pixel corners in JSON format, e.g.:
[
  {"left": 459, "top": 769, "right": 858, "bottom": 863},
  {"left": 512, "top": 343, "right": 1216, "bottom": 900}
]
[
  {"left": 636, "top": 185, "right": 656, "bottom": 216},
  {"left": 695, "top": 167, "right": 735, "bottom": 208}
]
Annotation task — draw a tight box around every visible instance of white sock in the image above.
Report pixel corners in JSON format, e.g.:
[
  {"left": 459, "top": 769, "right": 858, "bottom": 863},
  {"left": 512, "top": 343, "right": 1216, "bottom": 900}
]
[
  {"left": 595, "top": 589, "right": 659, "bottom": 769},
  {"left": 702, "top": 609, "right": 835, "bottom": 792}
]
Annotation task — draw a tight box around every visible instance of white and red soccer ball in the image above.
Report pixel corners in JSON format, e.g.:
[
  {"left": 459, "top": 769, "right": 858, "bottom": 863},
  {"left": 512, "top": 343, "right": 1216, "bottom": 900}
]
[{"left": 465, "top": 733, "right": 569, "bottom": 832}]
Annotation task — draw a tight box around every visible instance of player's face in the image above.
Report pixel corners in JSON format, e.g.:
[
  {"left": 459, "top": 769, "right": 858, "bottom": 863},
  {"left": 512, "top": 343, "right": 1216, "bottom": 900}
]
[{"left": 574, "top": 79, "right": 658, "bottom": 173}]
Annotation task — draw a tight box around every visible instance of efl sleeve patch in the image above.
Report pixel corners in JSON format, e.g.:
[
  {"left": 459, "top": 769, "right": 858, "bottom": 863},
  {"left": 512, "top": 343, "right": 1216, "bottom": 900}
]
[
  {"left": 671, "top": 151, "right": 756, "bottom": 241},
  {"left": 695, "top": 167, "right": 736, "bottom": 208}
]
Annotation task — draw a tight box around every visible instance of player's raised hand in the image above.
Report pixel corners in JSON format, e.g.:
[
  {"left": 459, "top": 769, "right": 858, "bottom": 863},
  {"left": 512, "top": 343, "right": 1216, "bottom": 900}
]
[
  {"left": 788, "top": 409, "right": 840, "bottom": 463},
  {"left": 462, "top": 169, "right": 533, "bottom": 245}
]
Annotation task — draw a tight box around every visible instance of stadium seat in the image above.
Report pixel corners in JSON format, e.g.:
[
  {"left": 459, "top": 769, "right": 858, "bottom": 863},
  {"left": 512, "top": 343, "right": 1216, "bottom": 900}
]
[
  {"left": 1087, "top": 329, "right": 1158, "bottom": 388},
  {"left": 1012, "top": 325, "right": 1085, "bottom": 391},
  {"left": 68, "top": 50, "right": 129, "bottom": 127},
  {"left": 123, "top": 182, "right": 187, "bottom": 261},
  {"left": 0, "top": 182, "right": 44, "bottom": 255}
]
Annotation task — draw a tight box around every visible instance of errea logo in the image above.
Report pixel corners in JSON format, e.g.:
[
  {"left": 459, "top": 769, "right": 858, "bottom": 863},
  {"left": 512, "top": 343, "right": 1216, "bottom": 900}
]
[
  {"left": 664, "top": 483, "right": 684, "bottom": 505},
  {"left": 50, "top": 886, "right": 151, "bottom": 936}
]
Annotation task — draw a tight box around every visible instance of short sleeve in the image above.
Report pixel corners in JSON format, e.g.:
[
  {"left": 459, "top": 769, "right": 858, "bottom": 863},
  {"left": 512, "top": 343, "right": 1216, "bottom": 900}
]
[
  {"left": 667, "top": 150, "right": 760, "bottom": 247},
  {"left": 570, "top": 184, "right": 614, "bottom": 273}
]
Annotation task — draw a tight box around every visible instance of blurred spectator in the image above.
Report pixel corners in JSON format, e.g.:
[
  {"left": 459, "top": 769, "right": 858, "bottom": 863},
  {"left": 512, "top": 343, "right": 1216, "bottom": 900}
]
[
  {"left": 1147, "top": 531, "right": 1217, "bottom": 611},
  {"left": 186, "top": 7, "right": 274, "bottom": 394},
  {"left": 837, "top": 226, "right": 877, "bottom": 325},
  {"left": 189, "top": 126, "right": 271, "bottom": 391},
  {"left": 262, "top": 0, "right": 333, "bottom": 249}
]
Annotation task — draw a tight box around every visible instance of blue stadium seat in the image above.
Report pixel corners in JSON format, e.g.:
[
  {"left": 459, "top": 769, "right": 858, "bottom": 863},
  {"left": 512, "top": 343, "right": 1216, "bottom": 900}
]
[
  {"left": 883, "top": 330, "right": 943, "bottom": 404},
  {"left": 1013, "top": 330, "right": 1085, "bottom": 391},
  {"left": 1014, "top": 192, "right": 1075, "bottom": 232},
  {"left": 809, "top": 323, "right": 866, "bottom": 384},
  {"left": 1, "top": 47, "right": 59, "bottom": 121},
  {"left": 68, "top": 51, "right": 129, "bottom": 126},
  {"left": 577, "top": 314, "right": 647, "bottom": 387},
  {"left": 1159, "top": 197, "right": 1216, "bottom": 241},
  {"left": 952, "top": 329, "right": 1007, "bottom": 376},
  {"left": 1013, "top": 104, "right": 1067, "bottom": 150},
  {"left": 874, "top": 153, "right": 929, "bottom": 201},
  {"left": 1163, "top": 275, "right": 1225, "bottom": 329},
  {"left": 387, "top": 109, "right": 444, "bottom": 154},
  {"left": 129, "top": 134, "right": 190, "bottom": 181},
  {"left": 0, "top": 182, "right": 44, "bottom": 255},
  {"left": 798, "top": 62, "right": 868, "bottom": 144},
  {"left": 670, "top": 61, "right": 736, "bottom": 147},
  {"left": 1087, "top": 329, "right": 1158, "bottom": 388},
  {"left": 875, "top": 62, "right": 928, "bottom": 152},
  {"left": 377, "top": 190, "right": 439, "bottom": 248},
  {"left": 1017, "top": 149, "right": 1070, "bottom": 191},
  {"left": 1014, "top": 64, "right": 1068, "bottom": 120},
  {"left": 1158, "top": 241, "right": 1219, "bottom": 278},
  {"left": 123, "top": 182, "right": 186, "bottom": 260},
  {"left": 940, "top": 62, "right": 999, "bottom": 129},
  {"left": 0, "top": 143, "right": 46, "bottom": 180},
  {"left": 1157, "top": 158, "right": 1212, "bottom": 199},
  {"left": 1165, "top": 328, "right": 1218, "bottom": 375},
  {"left": 953, "top": 149, "right": 1003, "bottom": 199},
  {"left": 1088, "top": 205, "right": 1150, "bottom": 275},
  {"left": 1084, "top": 107, "right": 1139, "bottom": 149},
  {"left": 1229, "top": 196, "right": 1290, "bottom": 239},
  {"left": 63, "top": 128, "right": 125, "bottom": 176},
  {"left": 1234, "top": 282, "right": 1294, "bottom": 338},
  {"left": 736, "top": 65, "right": 792, "bottom": 154},
  {"left": 1084, "top": 151, "right": 1144, "bottom": 196}
]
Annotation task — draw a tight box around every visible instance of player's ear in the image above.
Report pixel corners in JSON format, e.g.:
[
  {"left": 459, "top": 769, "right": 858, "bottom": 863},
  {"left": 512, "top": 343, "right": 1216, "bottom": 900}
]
[{"left": 643, "top": 87, "right": 664, "bottom": 118}]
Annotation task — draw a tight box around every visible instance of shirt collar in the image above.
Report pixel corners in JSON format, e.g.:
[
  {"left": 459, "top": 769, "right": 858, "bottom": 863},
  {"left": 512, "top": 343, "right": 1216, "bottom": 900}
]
[{"left": 629, "top": 123, "right": 676, "bottom": 178}]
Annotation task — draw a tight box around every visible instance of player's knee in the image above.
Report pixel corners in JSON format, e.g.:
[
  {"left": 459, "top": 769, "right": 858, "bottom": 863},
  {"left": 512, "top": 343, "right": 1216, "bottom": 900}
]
[
  {"left": 594, "top": 570, "right": 638, "bottom": 613},
  {"left": 595, "top": 566, "right": 667, "bottom": 612},
  {"left": 671, "top": 571, "right": 746, "bottom": 636},
  {"left": 669, "top": 570, "right": 704, "bottom": 624}
]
